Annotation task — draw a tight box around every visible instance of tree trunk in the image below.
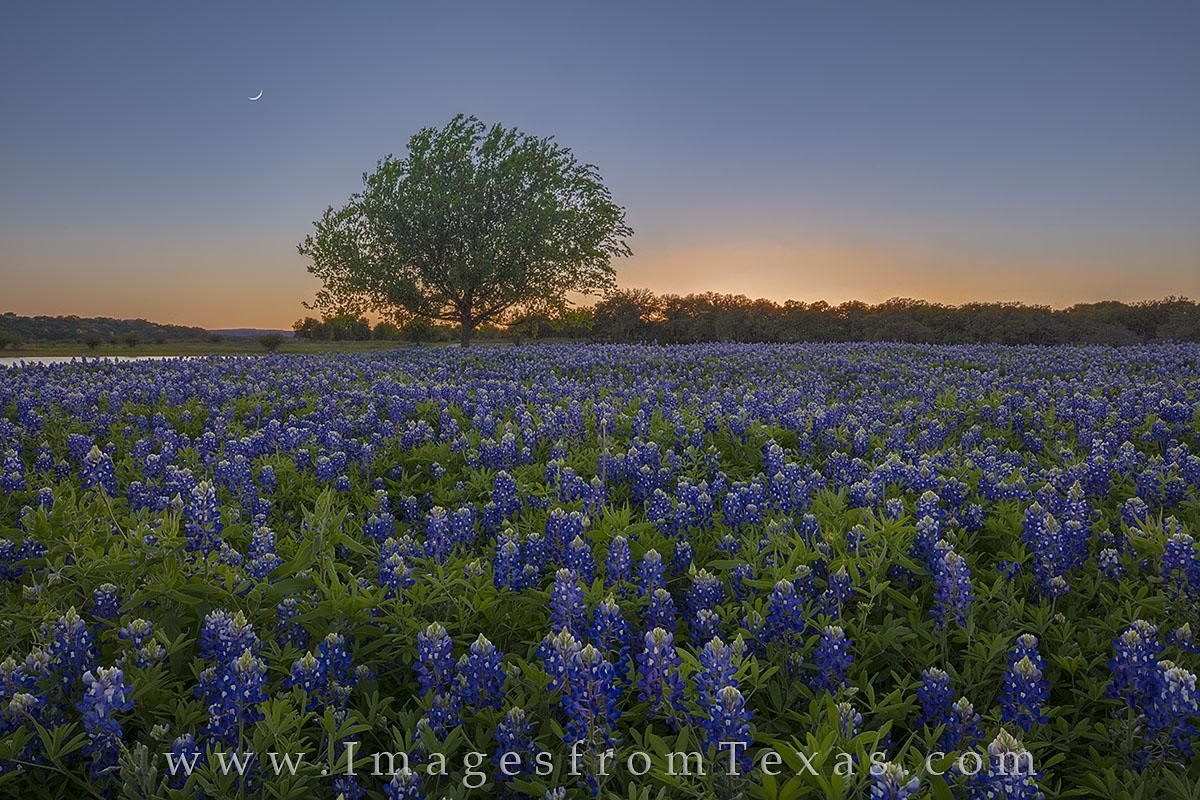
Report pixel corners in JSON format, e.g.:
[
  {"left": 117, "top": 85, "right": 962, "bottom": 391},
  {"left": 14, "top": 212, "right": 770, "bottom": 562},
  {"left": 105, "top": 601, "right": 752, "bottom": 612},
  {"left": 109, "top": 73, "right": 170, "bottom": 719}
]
[{"left": 459, "top": 309, "right": 474, "bottom": 347}]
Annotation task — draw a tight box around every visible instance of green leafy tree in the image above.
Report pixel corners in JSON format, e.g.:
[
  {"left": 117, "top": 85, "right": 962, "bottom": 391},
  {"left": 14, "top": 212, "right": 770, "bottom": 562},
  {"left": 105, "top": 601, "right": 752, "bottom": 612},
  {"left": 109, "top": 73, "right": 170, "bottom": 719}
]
[{"left": 298, "top": 114, "right": 632, "bottom": 346}]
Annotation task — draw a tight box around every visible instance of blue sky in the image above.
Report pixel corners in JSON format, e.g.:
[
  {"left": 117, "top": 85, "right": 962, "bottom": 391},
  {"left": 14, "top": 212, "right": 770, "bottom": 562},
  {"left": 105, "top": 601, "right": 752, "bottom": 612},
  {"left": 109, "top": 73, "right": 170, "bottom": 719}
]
[{"left": 2, "top": 1, "right": 1197, "bottom": 326}]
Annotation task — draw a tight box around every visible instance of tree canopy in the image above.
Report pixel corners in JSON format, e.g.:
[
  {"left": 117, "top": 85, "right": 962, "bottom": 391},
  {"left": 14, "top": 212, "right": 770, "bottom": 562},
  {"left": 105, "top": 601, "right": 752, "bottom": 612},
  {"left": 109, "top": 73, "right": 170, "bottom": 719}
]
[{"left": 298, "top": 115, "right": 632, "bottom": 345}]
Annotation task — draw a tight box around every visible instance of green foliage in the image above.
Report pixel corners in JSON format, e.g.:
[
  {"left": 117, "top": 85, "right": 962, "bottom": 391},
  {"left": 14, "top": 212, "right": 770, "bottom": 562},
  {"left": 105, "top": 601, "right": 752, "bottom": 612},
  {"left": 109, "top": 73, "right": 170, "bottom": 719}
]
[{"left": 297, "top": 114, "right": 633, "bottom": 345}]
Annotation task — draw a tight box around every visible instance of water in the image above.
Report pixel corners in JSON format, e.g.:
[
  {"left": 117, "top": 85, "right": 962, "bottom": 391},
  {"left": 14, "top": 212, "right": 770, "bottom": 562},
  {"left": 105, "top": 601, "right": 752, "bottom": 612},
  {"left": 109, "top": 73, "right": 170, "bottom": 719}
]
[{"left": 0, "top": 355, "right": 187, "bottom": 368}]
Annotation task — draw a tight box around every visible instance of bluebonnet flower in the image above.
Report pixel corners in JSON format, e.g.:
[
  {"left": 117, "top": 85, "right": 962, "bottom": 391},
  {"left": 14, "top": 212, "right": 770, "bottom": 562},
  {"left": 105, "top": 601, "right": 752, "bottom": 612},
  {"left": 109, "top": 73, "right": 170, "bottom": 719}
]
[
  {"left": 1162, "top": 531, "right": 1198, "bottom": 597},
  {"left": 416, "top": 623, "right": 455, "bottom": 697},
  {"left": 539, "top": 628, "right": 582, "bottom": 693},
  {"left": 997, "top": 560, "right": 1021, "bottom": 580},
  {"left": 34, "top": 444, "right": 54, "bottom": 474},
  {"left": 493, "top": 531, "right": 522, "bottom": 591},
  {"left": 1108, "top": 620, "right": 1161, "bottom": 709},
  {"left": 550, "top": 568, "right": 588, "bottom": 635},
  {"left": 696, "top": 636, "right": 738, "bottom": 711},
  {"left": 450, "top": 505, "right": 476, "bottom": 551},
  {"left": 690, "top": 608, "right": 722, "bottom": 645},
  {"left": 809, "top": 626, "right": 853, "bottom": 695},
  {"left": 644, "top": 588, "right": 678, "bottom": 634},
  {"left": 1001, "top": 653, "right": 1049, "bottom": 732},
  {"left": 930, "top": 542, "right": 973, "bottom": 629},
  {"left": 1141, "top": 660, "right": 1199, "bottom": 762},
  {"left": 384, "top": 767, "right": 423, "bottom": 800},
  {"left": 246, "top": 525, "right": 283, "bottom": 580},
  {"left": 565, "top": 536, "right": 596, "bottom": 585},
  {"left": 673, "top": 539, "right": 693, "bottom": 575},
  {"left": 870, "top": 762, "right": 920, "bottom": 799},
  {"left": 546, "top": 509, "right": 586, "bottom": 559},
  {"left": 45, "top": 607, "right": 95, "bottom": 690},
  {"left": 916, "top": 667, "right": 955, "bottom": 729},
  {"left": 118, "top": 618, "right": 153, "bottom": 649},
  {"left": 493, "top": 706, "right": 540, "bottom": 781},
  {"left": 91, "top": 583, "right": 121, "bottom": 621},
  {"left": 257, "top": 464, "right": 277, "bottom": 493},
  {"left": 636, "top": 627, "right": 685, "bottom": 725},
  {"left": 764, "top": 579, "right": 804, "bottom": 643},
  {"left": 604, "top": 535, "right": 632, "bottom": 588},
  {"left": 1098, "top": 548, "right": 1124, "bottom": 580},
  {"left": 276, "top": 597, "right": 308, "bottom": 649},
  {"left": 456, "top": 634, "right": 505, "bottom": 712},
  {"left": 202, "top": 648, "right": 268, "bottom": 745},
  {"left": 378, "top": 551, "right": 414, "bottom": 599},
  {"left": 425, "top": 690, "right": 463, "bottom": 737},
  {"left": 730, "top": 563, "right": 754, "bottom": 601},
  {"left": 821, "top": 566, "right": 854, "bottom": 617},
  {"left": 703, "top": 686, "right": 751, "bottom": 772},
  {"left": 5, "top": 691, "right": 46, "bottom": 752},
  {"left": 963, "top": 729, "right": 1043, "bottom": 800},
  {"left": 637, "top": 550, "right": 665, "bottom": 596},
  {"left": 364, "top": 508, "right": 397, "bottom": 545},
  {"left": 287, "top": 651, "right": 323, "bottom": 701},
  {"left": 837, "top": 700, "right": 863, "bottom": 738},
  {"left": 199, "top": 609, "right": 258, "bottom": 662},
  {"left": 332, "top": 775, "right": 366, "bottom": 800},
  {"left": 588, "top": 596, "right": 631, "bottom": 672},
  {"left": 1021, "top": 502, "right": 1070, "bottom": 598},
  {"left": 0, "top": 449, "right": 24, "bottom": 493},
  {"left": 81, "top": 445, "right": 116, "bottom": 495},
  {"left": 1168, "top": 623, "right": 1200, "bottom": 654},
  {"left": 423, "top": 507, "right": 454, "bottom": 562},
  {"left": 165, "top": 733, "right": 203, "bottom": 788},
  {"left": 1121, "top": 497, "right": 1150, "bottom": 528},
  {"left": 944, "top": 696, "right": 984, "bottom": 751},
  {"left": 313, "top": 632, "right": 357, "bottom": 709},
  {"left": 688, "top": 569, "right": 725, "bottom": 616},
  {"left": 491, "top": 471, "right": 521, "bottom": 520},
  {"left": 185, "top": 481, "right": 224, "bottom": 555},
  {"left": 76, "top": 666, "right": 133, "bottom": 779},
  {"left": 910, "top": 515, "right": 943, "bottom": 571},
  {"left": 563, "top": 644, "right": 621, "bottom": 747}
]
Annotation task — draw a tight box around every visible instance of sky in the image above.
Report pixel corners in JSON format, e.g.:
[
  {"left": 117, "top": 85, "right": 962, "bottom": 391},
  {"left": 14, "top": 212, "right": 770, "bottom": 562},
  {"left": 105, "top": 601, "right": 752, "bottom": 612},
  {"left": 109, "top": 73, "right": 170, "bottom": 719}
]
[{"left": 1, "top": 1, "right": 1198, "bottom": 328}]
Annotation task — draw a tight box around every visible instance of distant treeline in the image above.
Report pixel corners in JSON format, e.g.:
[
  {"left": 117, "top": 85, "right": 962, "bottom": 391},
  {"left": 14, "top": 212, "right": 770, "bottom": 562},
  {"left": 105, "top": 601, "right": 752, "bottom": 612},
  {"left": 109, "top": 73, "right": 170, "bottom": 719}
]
[
  {"left": 294, "top": 294, "right": 1200, "bottom": 346},
  {"left": 558, "top": 292, "right": 1200, "bottom": 345},
  {"left": 0, "top": 313, "right": 213, "bottom": 349}
]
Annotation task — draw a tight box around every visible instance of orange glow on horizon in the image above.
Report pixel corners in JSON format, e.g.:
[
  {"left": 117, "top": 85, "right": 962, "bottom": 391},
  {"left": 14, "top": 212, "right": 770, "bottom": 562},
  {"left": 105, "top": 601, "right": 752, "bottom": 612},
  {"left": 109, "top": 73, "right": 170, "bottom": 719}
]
[{"left": 3, "top": 234, "right": 1197, "bottom": 329}]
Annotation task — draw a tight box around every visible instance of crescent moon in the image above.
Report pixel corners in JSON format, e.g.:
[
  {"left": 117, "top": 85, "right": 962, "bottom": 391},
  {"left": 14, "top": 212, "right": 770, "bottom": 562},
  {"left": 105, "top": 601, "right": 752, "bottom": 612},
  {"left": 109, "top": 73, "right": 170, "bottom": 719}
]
[{"left": 248, "top": 90, "right": 263, "bottom": 101}]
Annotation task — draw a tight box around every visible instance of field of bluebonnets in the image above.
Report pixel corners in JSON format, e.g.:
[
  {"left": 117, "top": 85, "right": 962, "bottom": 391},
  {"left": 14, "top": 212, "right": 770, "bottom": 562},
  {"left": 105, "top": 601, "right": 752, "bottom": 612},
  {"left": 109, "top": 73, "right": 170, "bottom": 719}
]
[{"left": 1, "top": 342, "right": 1198, "bottom": 800}]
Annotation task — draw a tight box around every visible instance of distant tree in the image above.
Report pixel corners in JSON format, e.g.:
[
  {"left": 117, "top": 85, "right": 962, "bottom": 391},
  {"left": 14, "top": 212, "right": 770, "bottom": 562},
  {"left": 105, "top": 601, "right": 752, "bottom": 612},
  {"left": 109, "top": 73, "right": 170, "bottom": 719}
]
[
  {"left": 292, "top": 314, "right": 371, "bottom": 341},
  {"left": 591, "top": 288, "right": 662, "bottom": 341},
  {"left": 258, "top": 333, "right": 285, "bottom": 352},
  {"left": 325, "top": 313, "right": 372, "bottom": 341},
  {"left": 293, "top": 317, "right": 328, "bottom": 341},
  {"left": 298, "top": 114, "right": 633, "bottom": 346},
  {"left": 373, "top": 321, "right": 402, "bottom": 340},
  {"left": 84, "top": 334, "right": 102, "bottom": 350},
  {"left": 122, "top": 333, "right": 138, "bottom": 348},
  {"left": 400, "top": 318, "right": 442, "bottom": 343},
  {"left": 205, "top": 333, "right": 223, "bottom": 344}
]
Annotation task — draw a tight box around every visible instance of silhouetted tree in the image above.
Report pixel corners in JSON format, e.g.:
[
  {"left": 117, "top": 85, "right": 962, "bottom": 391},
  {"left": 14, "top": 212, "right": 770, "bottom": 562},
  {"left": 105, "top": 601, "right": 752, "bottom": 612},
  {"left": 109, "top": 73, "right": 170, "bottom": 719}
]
[{"left": 298, "top": 115, "right": 633, "bottom": 346}]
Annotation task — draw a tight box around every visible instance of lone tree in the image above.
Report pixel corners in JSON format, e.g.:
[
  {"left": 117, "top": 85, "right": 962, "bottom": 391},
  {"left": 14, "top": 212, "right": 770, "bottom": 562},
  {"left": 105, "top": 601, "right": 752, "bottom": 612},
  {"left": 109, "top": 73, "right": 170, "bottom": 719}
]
[{"left": 298, "top": 115, "right": 633, "bottom": 346}]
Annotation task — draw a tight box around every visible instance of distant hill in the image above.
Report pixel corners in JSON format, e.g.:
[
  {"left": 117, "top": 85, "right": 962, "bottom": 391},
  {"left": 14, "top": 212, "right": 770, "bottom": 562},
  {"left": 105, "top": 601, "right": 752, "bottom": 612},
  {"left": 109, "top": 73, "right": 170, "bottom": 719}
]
[
  {"left": 0, "top": 313, "right": 212, "bottom": 346},
  {"left": 210, "top": 328, "right": 294, "bottom": 338}
]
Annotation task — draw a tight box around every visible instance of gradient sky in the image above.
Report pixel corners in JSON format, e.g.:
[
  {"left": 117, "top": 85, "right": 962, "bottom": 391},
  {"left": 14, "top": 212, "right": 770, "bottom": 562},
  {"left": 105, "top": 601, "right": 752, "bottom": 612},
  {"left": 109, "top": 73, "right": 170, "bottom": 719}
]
[{"left": 2, "top": 1, "right": 1198, "bottom": 328}]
